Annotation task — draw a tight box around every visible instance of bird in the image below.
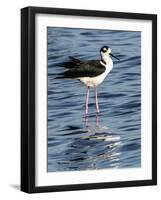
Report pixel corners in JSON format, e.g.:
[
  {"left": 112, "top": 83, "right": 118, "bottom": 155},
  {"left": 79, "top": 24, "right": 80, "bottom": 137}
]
[{"left": 56, "top": 46, "right": 119, "bottom": 115}]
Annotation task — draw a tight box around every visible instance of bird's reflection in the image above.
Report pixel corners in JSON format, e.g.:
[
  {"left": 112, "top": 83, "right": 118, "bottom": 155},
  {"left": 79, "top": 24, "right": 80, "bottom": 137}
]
[
  {"left": 57, "top": 117, "right": 122, "bottom": 170},
  {"left": 53, "top": 113, "right": 122, "bottom": 171}
]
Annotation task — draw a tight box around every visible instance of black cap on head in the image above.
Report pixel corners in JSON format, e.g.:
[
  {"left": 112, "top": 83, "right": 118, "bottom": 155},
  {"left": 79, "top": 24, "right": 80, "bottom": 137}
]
[{"left": 100, "top": 46, "right": 109, "bottom": 53}]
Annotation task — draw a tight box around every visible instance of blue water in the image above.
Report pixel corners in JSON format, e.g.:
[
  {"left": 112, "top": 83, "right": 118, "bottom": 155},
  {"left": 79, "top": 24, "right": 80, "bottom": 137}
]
[{"left": 47, "top": 27, "right": 141, "bottom": 172}]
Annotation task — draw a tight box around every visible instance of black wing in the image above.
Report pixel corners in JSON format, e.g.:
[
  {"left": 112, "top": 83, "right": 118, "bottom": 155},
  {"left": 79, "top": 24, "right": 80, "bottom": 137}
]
[{"left": 57, "top": 57, "right": 105, "bottom": 78}]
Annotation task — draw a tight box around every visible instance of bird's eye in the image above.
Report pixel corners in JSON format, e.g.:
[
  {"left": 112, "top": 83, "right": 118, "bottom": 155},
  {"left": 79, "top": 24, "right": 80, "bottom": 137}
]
[{"left": 103, "top": 48, "right": 107, "bottom": 52}]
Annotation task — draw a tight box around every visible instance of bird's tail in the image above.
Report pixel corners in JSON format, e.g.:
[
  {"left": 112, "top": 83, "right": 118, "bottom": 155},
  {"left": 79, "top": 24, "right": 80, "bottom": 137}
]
[
  {"left": 55, "top": 69, "right": 77, "bottom": 79},
  {"left": 55, "top": 73, "right": 73, "bottom": 79}
]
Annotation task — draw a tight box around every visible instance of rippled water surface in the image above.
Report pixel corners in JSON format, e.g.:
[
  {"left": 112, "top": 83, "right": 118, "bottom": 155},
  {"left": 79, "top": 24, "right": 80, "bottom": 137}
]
[{"left": 47, "top": 27, "right": 141, "bottom": 172}]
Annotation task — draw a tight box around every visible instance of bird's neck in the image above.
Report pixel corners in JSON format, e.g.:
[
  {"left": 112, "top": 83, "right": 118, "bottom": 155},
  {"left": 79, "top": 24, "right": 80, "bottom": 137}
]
[{"left": 101, "top": 54, "right": 111, "bottom": 66}]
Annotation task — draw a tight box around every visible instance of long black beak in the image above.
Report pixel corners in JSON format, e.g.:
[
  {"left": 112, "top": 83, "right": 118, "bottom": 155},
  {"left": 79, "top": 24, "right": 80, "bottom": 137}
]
[{"left": 109, "top": 53, "right": 120, "bottom": 61}]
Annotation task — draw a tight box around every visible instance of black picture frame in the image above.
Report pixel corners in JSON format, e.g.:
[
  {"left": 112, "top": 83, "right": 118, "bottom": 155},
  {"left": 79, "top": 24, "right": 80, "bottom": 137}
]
[{"left": 21, "top": 6, "right": 157, "bottom": 193}]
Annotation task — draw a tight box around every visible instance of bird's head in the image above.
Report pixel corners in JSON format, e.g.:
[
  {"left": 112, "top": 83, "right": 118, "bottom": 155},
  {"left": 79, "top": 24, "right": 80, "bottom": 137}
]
[
  {"left": 100, "top": 46, "right": 111, "bottom": 54},
  {"left": 100, "top": 46, "right": 120, "bottom": 63}
]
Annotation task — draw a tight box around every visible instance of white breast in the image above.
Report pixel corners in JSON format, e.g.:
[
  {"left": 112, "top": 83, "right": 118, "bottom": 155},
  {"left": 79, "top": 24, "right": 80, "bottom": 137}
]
[{"left": 79, "top": 60, "right": 113, "bottom": 87}]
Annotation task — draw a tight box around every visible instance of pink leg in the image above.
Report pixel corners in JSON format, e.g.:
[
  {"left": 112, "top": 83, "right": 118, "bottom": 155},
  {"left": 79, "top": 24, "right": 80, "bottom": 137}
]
[
  {"left": 85, "top": 115, "right": 89, "bottom": 127},
  {"left": 94, "top": 85, "right": 100, "bottom": 113},
  {"left": 96, "top": 113, "right": 99, "bottom": 127},
  {"left": 85, "top": 86, "right": 90, "bottom": 115}
]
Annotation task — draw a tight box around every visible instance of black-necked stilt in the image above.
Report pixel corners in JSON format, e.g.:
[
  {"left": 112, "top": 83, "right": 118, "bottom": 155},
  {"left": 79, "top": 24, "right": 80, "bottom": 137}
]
[{"left": 56, "top": 46, "right": 119, "bottom": 114}]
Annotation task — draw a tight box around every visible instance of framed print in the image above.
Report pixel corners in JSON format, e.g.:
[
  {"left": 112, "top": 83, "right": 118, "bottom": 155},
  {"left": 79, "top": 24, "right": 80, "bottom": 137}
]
[{"left": 21, "top": 6, "right": 157, "bottom": 193}]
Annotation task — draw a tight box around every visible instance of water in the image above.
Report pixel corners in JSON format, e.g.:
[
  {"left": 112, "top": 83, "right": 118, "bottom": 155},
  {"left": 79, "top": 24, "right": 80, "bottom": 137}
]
[{"left": 47, "top": 27, "right": 141, "bottom": 172}]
